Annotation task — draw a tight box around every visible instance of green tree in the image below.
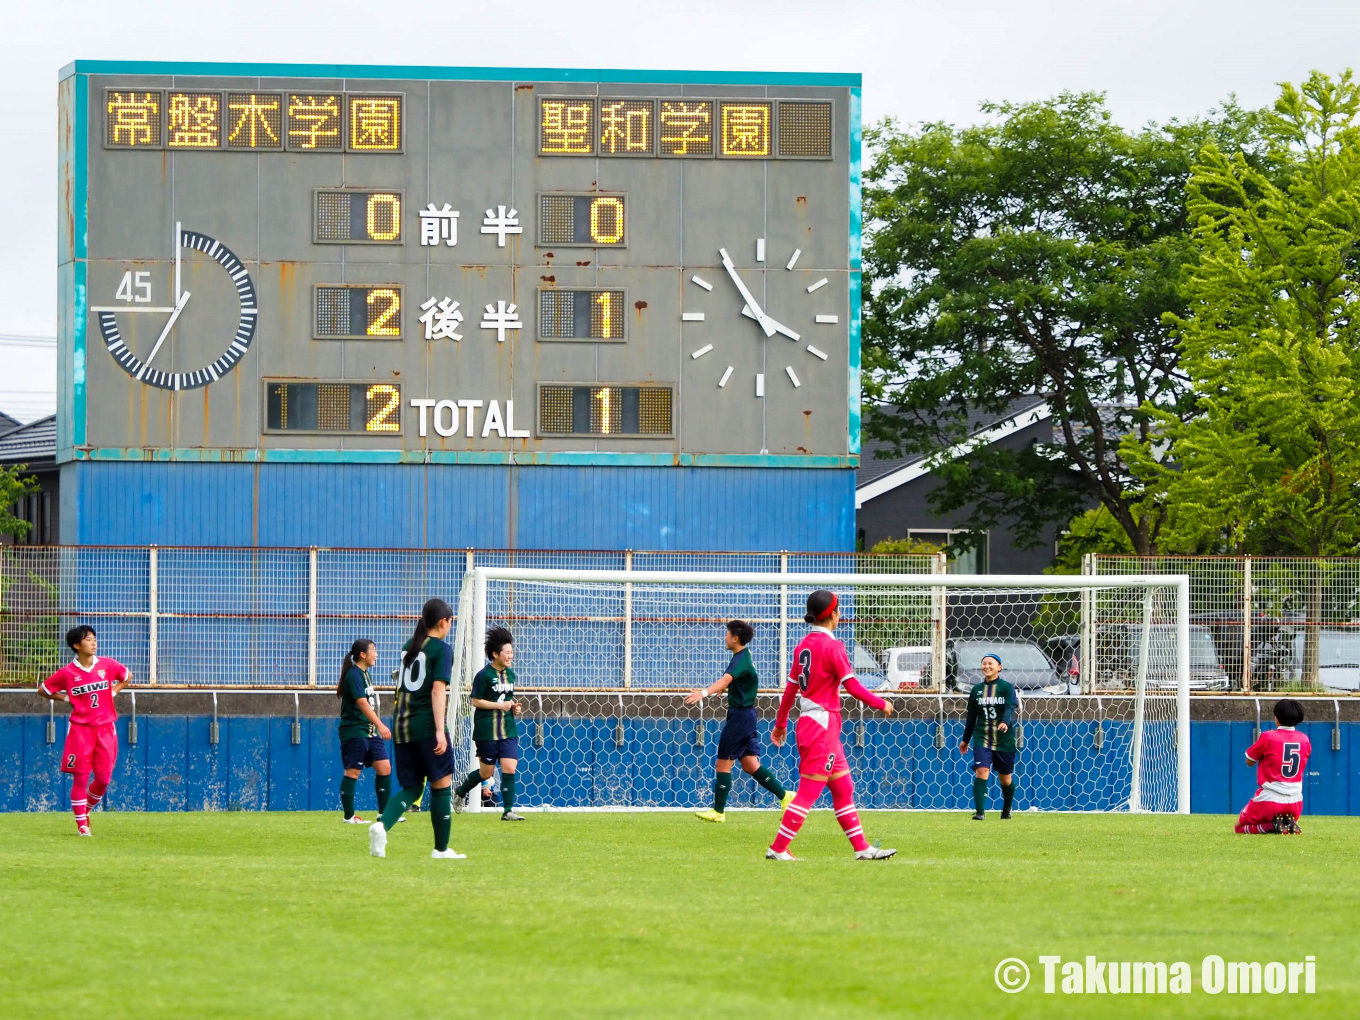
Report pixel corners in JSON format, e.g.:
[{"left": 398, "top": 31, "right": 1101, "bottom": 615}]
[
  {"left": 862, "top": 93, "right": 1262, "bottom": 556},
  {"left": 1126, "top": 70, "right": 1360, "bottom": 683},
  {"left": 0, "top": 464, "right": 39, "bottom": 541}
]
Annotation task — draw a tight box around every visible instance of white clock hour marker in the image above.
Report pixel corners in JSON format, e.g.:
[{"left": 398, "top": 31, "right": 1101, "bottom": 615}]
[
  {"left": 815, "top": 314, "right": 839, "bottom": 324},
  {"left": 756, "top": 238, "right": 765, "bottom": 262},
  {"left": 806, "top": 345, "right": 828, "bottom": 360},
  {"left": 786, "top": 248, "right": 801, "bottom": 270},
  {"left": 718, "top": 366, "right": 734, "bottom": 388},
  {"left": 785, "top": 366, "right": 801, "bottom": 388},
  {"left": 807, "top": 278, "right": 829, "bottom": 293},
  {"left": 691, "top": 344, "right": 713, "bottom": 359},
  {"left": 681, "top": 312, "right": 705, "bottom": 321},
  {"left": 755, "top": 373, "right": 765, "bottom": 397},
  {"left": 691, "top": 275, "right": 713, "bottom": 291}
]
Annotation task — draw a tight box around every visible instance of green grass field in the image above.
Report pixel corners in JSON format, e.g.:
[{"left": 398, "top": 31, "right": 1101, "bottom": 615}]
[{"left": 2, "top": 810, "right": 1356, "bottom": 1019}]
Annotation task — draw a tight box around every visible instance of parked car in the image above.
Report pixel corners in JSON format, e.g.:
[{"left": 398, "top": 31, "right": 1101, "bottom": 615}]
[
  {"left": 947, "top": 638, "right": 1063, "bottom": 691},
  {"left": 879, "top": 645, "right": 933, "bottom": 690},
  {"left": 1284, "top": 629, "right": 1360, "bottom": 692},
  {"left": 1096, "top": 624, "right": 1231, "bottom": 691},
  {"left": 850, "top": 641, "right": 887, "bottom": 686}
]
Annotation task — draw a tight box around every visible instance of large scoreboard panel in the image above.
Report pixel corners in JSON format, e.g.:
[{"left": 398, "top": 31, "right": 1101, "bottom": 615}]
[{"left": 58, "top": 63, "right": 860, "bottom": 469}]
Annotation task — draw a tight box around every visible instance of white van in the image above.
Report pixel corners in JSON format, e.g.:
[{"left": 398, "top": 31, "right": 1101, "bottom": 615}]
[{"left": 881, "top": 646, "right": 934, "bottom": 690}]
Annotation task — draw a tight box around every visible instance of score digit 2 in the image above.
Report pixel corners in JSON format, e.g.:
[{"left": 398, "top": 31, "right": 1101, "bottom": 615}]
[{"left": 314, "top": 285, "right": 402, "bottom": 340}]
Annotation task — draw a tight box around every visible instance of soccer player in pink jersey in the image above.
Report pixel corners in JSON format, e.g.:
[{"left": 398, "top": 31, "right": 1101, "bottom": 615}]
[
  {"left": 1236, "top": 698, "right": 1311, "bottom": 835},
  {"left": 766, "top": 589, "right": 896, "bottom": 861},
  {"left": 37, "top": 626, "right": 131, "bottom": 836}
]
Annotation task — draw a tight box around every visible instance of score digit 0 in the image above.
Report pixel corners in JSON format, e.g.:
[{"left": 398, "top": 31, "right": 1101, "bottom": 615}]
[
  {"left": 315, "top": 189, "right": 403, "bottom": 244},
  {"left": 538, "top": 193, "right": 627, "bottom": 247}
]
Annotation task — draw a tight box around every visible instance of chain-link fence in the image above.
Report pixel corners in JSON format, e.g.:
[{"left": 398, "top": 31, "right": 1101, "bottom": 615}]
[
  {"left": 0, "top": 546, "right": 940, "bottom": 688},
  {"left": 1090, "top": 555, "right": 1360, "bottom": 693}
]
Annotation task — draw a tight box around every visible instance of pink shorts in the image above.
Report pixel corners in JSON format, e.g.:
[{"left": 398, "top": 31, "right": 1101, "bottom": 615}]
[
  {"left": 62, "top": 722, "right": 118, "bottom": 776},
  {"left": 1236, "top": 797, "right": 1301, "bottom": 833},
  {"left": 796, "top": 714, "right": 847, "bottom": 778}
]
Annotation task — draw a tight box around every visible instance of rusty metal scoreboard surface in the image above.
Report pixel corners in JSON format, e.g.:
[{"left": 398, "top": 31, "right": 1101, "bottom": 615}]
[{"left": 58, "top": 62, "right": 861, "bottom": 468}]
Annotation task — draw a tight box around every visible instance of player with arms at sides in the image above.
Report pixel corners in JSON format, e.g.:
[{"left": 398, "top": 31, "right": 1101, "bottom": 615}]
[
  {"left": 1237, "top": 698, "right": 1311, "bottom": 834},
  {"left": 453, "top": 626, "right": 526, "bottom": 821},
  {"left": 368, "top": 598, "right": 464, "bottom": 860},
  {"left": 959, "top": 653, "right": 1019, "bottom": 820},
  {"left": 337, "top": 638, "right": 395, "bottom": 825},
  {"left": 686, "top": 620, "right": 794, "bottom": 822},
  {"left": 37, "top": 626, "right": 131, "bottom": 836},
  {"left": 767, "top": 590, "right": 896, "bottom": 861}
]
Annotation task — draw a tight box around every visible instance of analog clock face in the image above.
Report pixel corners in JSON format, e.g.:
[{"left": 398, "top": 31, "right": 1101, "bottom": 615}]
[
  {"left": 95, "top": 223, "right": 258, "bottom": 390},
  {"left": 680, "top": 240, "right": 839, "bottom": 397}
]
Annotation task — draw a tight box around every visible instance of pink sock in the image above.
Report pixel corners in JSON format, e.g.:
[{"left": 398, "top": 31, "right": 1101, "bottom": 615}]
[
  {"left": 770, "top": 777, "right": 824, "bottom": 853},
  {"left": 71, "top": 773, "right": 90, "bottom": 831},
  {"left": 828, "top": 772, "right": 869, "bottom": 852},
  {"left": 87, "top": 772, "right": 110, "bottom": 810}
]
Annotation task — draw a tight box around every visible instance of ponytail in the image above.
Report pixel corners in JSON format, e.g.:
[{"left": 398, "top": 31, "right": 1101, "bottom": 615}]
[
  {"left": 337, "top": 638, "right": 374, "bottom": 697},
  {"left": 405, "top": 597, "right": 455, "bottom": 670},
  {"left": 804, "top": 589, "right": 838, "bottom": 625}
]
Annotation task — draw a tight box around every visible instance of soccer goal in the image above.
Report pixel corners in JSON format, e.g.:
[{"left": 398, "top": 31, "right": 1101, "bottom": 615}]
[{"left": 449, "top": 569, "right": 1191, "bottom": 814}]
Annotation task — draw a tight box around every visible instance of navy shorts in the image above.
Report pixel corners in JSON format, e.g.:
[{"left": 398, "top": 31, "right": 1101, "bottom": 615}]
[
  {"left": 393, "top": 734, "right": 455, "bottom": 789},
  {"left": 973, "top": 746, "right": 1016, "bottom": 775},
  {"left": 340, "top": 735, "right": 390, "bottom": 771},
  {"left": 476, "top": 738, "right": 520, "bottom": 764},
  {"left": 716, "top": 707, "right": 760, "bottom": 761}
]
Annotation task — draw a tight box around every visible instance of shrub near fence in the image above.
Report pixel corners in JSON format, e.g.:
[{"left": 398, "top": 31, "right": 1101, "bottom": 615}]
[{"left": 0, "top": 547, "right": 938, "bottom": 688}]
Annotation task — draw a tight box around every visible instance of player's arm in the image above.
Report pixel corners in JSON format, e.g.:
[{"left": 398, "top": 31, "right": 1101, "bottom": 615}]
[
  {"left": 37, "top": 674, "right": 68, "bottom": 703},
  {"left": 684, "top": 672, "right": 733, "bottom": 705},
  {"left": 431, "top": 681, "right": 449, "bottom": 755},
  {"left": 997, "top": 682, "right": 1018, "bottom": 733},
  {"left": 1244, "top": 735, "right": 1264, "bottom": 766},
  {"left": 469, "top": 698, "right": 513, "bottom": 710},
  {"left": 843, "top": 676, "right": 893, "bottom": 716},
  {"left": 771, "top": 679, "right": 799, "bottom": 746},
  {"left": 111, "top": 663, "right": 132, "bottom": 696},
  {"left": 960, "top": 690, "right": 978, "bottom": 752}
]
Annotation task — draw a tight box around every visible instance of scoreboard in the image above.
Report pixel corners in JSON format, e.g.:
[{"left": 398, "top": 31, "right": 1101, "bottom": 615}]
[{"left": 58, "top": 63, "right": 860, "bottom": 468}]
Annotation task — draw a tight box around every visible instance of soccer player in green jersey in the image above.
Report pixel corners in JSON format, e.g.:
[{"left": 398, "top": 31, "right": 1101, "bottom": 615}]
[
  {"left": 685, "top": 620, "right": 794, "bottom": 822},
  {"left": 959, "top": 653, "right": 1019, "bottom": 820},
  {"left": 336, "top": 638, "right": 393, "bottom": 824},
  {"left": 453, "top": 626, "right": 525, "bottom": 821},
  {"left": 368, "top": 597, "right": 464, "bottom": 860}
]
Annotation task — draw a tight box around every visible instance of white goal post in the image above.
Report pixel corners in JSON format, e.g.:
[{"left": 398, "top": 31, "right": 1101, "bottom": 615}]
[{"left": 450, "top": 569, "right": 1191, "bottom": 814}]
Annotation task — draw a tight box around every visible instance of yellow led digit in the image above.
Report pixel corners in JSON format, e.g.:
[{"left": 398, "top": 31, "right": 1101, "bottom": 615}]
[
  {"left": 366, "top": 289, "right": 401, "bottom": 336},
  {"left": 349, "top": 96, "right": 402, "bottom": 151},
  {"left": 365, "top": 385, "right": 401, "bottom": 432},
  {"left": 589, "top": 197, "right": 625, "bottom": 245},
  {"left": 166, "top": 92, "right": 221, "bottom": 148},
  {"left": 540, "top": 99, "right": 594, "bottom": 155},
  {"left": 720, "top": 102, "right": 771, "bottom": 157},
  {"left": 366, "top": 193, "right": 401, "bottom": 241},
  {"left": 595, "top": 292, "right": 613, "bottom": 339}
]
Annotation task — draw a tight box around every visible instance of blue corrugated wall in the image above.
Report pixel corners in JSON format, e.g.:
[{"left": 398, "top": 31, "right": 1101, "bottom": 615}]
[
  {"left": 59, "top": 462, "right": 857, "bottom": 550},
  {"left": 4, "top": 718, "right": 1358, "bottom": 814}
]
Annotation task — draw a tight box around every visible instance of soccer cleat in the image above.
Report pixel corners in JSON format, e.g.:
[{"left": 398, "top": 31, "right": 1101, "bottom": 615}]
[
  {"left": 781, "top": 790, "right": 796, "bottom": 812},
  {"left": 765, "top": 848, "right": 798, "bottom": 861},
  {"left": 1288, "top": 818, "right": 1303, "bottom": 835},
  {"left": 971, "top": 811, "right": 985, "bottom": 821},
  {"left": 342, "top": 815, "right": 368, "bottom": 824},
  {"left": 999, "top": 809, "right": 1012, "bottom": 820},
  {"left": 76, "top": 826, "right": 91, "bottom": 837},
  {"left": 368, "top": 821, "right": 387, "bottom": 858},
  {"left": 854, "top": 846, "right": 897, "bottom": 861},
  {"left": 501, "top": 811, "right": 526, "bottom": 821},
  {"left": 1273, "top": 813, "right": 1302, "bottom": 835},
  {"left": 431, "top": 848, "right": 467, "bottom": 859},
  {"left": 694, "top": 809, "right": 726, "bottom": 823},
  {"left": 453, "top": 791, "right": 468, "bottom": 814}
]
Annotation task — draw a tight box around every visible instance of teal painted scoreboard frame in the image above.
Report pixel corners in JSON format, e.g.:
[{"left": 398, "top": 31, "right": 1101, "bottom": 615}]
[{"left": 57, "top": 62, "right": 862, "bottom": 469}]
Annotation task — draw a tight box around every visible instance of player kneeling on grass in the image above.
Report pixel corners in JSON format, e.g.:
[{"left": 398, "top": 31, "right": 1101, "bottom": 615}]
[
  {"left": 767, "top": 590, "right": 896, "bottom": 861},
  {"left": 369, "top": 598, "right": 464, "bottom": 860},
  {"left": 685, "top": 620, "right": 793, "bottom": 822},
  {"left": 337, "top": 638, "right": 396, "bottom": 825},
  {"left": 37, "top": 626, "right": 131, "bottom": 836},
  {"left": 959, "top": 653, "right": 1018, "bottom": 820},
  {"left": 454, "top": 626, "right": 525, "bottom": 821},
  {"left": 1237, "top": 698, "right": 1311, "bottom": 835}
]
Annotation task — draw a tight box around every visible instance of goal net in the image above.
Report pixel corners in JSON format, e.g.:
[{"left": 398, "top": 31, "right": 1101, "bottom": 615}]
[{"left": 449, "top": 569, "right": 1190, "bottom": 814}]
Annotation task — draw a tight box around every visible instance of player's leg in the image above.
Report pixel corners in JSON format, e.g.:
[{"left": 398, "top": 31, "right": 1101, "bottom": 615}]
[
  {"left": 69, "top": 771, "right": 91, "bottom": 835},
  {"left": 768, "top": 721, "right": 831, "bottom": 858},
  {"left": 826, "top": 769, "right": 869, "bottom": 852},
  {"left": 341, "top": 767, "right": 363, "bottom": 821},
  {"left": 85, "top": 723, "right": 118, "bottom": 814},
  {"left": 371, "top": 738, "right": 393, "bottom": 815},
  {"left": 62, "top": 723, "right": 94, "bottom": 834},
  {"left": 426, "top": 738, "right": 463, "bottom": 859},
  {"left": 741, "top": 746, "right": 790, "bottom": 807},
  {"left": 499, "top": 745, "right": 524, "bottom": 820},
  {"left": 996, "top": 752, "right": 1016, "bottom": 818},
  {"left": 697, "top": 758, "right": 734, "bottom": 822},
  {"left": 1235, "top": 796, "right": 1284, "bottom": 834},
  {"left": 454, "top": 740, "right": 497, "bottom": 812},
  {"left": 972, "top": 747, "right": 992, "bottom": 819},
  {"left": 373, "top": 742, "right": 422, "bottom": 853}
]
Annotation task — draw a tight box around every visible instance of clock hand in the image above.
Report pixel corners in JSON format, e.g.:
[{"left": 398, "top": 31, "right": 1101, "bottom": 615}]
[
  {"left": 719, "top": 248, "right": 775, "bottom": 337},
  {"left": 137, "top": 290, "right": 192, "bottom": 380},
  {"left": 741, "top": 305, "right": 801, "bottom": 342}
]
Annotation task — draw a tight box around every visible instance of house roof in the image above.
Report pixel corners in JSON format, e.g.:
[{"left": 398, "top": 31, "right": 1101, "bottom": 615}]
[
  {"left": 856, "top": 398, "right": 1051, "bottom": 508},
  {"left": 0, "top": 411, "right": 21, "bottom": 435},
  {"left": 0, "top": 414, "right": 56, "bottom": 469}
]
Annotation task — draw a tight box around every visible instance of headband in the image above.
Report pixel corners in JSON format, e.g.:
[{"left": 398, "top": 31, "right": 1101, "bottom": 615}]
[
  {"left": 816, "top": 592, "right": 839, "bottom": 621},
  {"left": 980, "top": 653, "right": 1003, "bottom": 667}
]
